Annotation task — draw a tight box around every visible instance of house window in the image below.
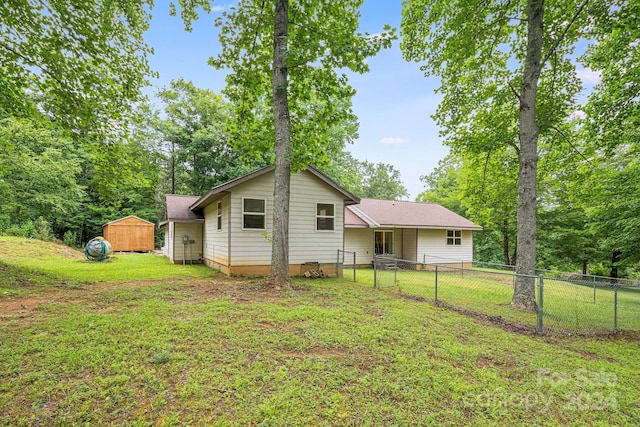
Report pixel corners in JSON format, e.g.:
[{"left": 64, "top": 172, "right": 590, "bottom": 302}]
[
  {"left": 217, "top": 201, "right": 222, "bottom": 230},
  {"left": 242, "top": 198, "right": 266, "bottom": 230},
  {"left": 374, "top": 231, "right": 394, "bottom": 255},
  {"left": 447, "top": 230, "right": 461, "bottom": 245},
  {"left": 316, "top": 203, "right": 335, "bottom": 231}
]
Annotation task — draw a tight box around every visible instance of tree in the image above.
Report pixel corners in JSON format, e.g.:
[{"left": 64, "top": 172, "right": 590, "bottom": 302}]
[
  {"left": 172, "top": 0, "right": 394, "bottom": 286},
  {"left": 0, "top": 0, "right": 155, "bottom": 139},
  {"left": 358, "top": 162, "right": 408, "bottom": 200},
  {"left": 0, "top": 117, "right": 85, "bottom": 229},
  {"left": 155, "top": 79, "right": 259, "bottom": 196},
  {"left": 401, "top": 0, "right": 592, "bottom": 310}
]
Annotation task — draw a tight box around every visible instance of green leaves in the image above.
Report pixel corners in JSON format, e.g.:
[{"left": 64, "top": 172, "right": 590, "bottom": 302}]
[
  {"left": 0, "top": 118, "right": 85, "bottom": 226},
  {"left": 0, "top": 0, "right": 156, "bottom": 140},
  {"left": 174, "top": 0, "right": 395, "bottom": 172}
]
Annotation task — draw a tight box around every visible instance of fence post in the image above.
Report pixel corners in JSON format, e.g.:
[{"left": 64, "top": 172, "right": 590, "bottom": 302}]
[
  {"left": 373, "top": 256, "right": 377, "bottom": 289},
  {"left": 537, "top": 274, "right": 544, "bottom": 336},
  {"left": 593, "top": 278, "right": 596, "bottom": 304},
  {"left": 435, "top": 265, "right": 438, "bottom": 303},
  {"left": 614, "top": 284, "right": 618, "bottom": 332},
  {"left": 394, "top": 259, "right": 398, "bottom": 287}
]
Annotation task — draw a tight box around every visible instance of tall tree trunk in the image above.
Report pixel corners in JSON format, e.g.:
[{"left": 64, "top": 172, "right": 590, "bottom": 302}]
[
  {"left": 268, "top": 0, "right": 292, "bottom": 287},
  {"left": 512, "top": 0, "right": 543, "bottom": 311},
  {"left": 502, "top": 218, "right": 511, "bottom": 265}
]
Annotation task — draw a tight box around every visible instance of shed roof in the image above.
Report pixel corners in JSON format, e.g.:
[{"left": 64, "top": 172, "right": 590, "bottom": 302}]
[
  {"left": 103, "top": 215, "right": 155, "bottom": 227},
  {"left": 345, "top": 198, "right": 482, "bottom": 230}
]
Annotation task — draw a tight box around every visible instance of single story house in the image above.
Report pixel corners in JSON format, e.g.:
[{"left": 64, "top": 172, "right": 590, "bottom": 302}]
[
  {"left": 160, "top": 165, "right": 360, "bottom": 275},
  {"left": 160, "top": 166, "right": 482, "bottom": 275},
  {"left": 344, "top": 198, "right": 482, "bottom": 267}
]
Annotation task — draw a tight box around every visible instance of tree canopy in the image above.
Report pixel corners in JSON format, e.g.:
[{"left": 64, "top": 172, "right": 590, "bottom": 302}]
[{"left": 0, "top": 0, "right": 155, "bottom": 139}]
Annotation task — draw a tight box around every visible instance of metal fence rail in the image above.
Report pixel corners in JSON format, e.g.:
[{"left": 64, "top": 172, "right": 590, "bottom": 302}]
[
  {"left": 337, "top": 249, "right": 356, "bottom": 282},
  {"left": 371, "top": 256, "right": 640, "bottom": 336}
]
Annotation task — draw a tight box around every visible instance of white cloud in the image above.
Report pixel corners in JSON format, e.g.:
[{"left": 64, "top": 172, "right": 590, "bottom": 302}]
[
  {"left": 211, "top": 5, "right": 226, "bottom": 12},
  {"left": 380, "top": 137, "right": 406, "bottom": 145},
  {"left": 569, "top": 110, "right": 586, "bottom": 120},
  {"left": 576, "top": 68, "right": 601, "bottom": 85}
]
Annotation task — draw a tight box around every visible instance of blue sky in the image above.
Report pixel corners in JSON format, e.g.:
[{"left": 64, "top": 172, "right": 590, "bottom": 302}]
[
  {"left": 143, "top": 1, "right": 444, "bottom": 199},
  {"left": 143, "top": 2, "right": 601, "bottom": 199}
]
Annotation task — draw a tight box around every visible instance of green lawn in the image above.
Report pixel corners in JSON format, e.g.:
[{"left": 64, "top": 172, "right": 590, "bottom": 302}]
[
  {"left": 0, "top": 236, "right": 212, "bottom": 288},
  {"left": 357, "top": 267, "right": 640, "bottom": 334},
  {"left": 1, "top": 237, "right": 639, "bottom": 425}
]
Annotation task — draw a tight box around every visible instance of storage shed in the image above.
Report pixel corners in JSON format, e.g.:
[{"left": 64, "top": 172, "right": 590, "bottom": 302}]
[{"left": 102, "top": 216, "right": 155, "bottom": 252}]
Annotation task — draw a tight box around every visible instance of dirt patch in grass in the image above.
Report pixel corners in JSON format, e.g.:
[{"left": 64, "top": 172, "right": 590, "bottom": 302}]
[
  {"left": 0, "top": 275, "right": 301, "bottom": 326},
  {"left": 280, "top": 347, "right": 348, "bottom": 359},
  {"left": 397, "top": 293, "right": 538, "bottom": 336}
]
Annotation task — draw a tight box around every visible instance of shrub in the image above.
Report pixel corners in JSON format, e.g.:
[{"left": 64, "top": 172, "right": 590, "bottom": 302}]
[{"left": 63, "top": 230, "right": 78, "bottom": 247}]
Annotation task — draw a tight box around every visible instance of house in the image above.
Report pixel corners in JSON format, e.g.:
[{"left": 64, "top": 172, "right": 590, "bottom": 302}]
[
  {"left": 160, "top": 165, "right": 360, "bottom": 275},
  {"left": 160, "top": 166, "right": 482, "bottom": 275},
  {"left": 102, "top": 215, "right": 155, "bottom": 252},
  {"left": 344, "top": 198, "right": 482, "bottom": 267},
  {"left": 159, "top": 195, "right": 204, "bottom": 264}
]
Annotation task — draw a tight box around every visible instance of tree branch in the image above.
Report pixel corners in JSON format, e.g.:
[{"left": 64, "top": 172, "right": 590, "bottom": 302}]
[
  {"left": 541, "top": 0, "right": 591, "bottom": 68},
  {"left": 549, "top": 124, "right": 593, "bottom": 165},
  {"left": 507, "top": 80, "right": 527, "bottom": 109}
]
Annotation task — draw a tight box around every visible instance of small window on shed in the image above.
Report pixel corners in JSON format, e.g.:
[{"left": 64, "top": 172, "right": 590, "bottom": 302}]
[
  {"left": 447, "top": 230, "right": 461, "bottom": 245},
  {"left": 316, "top": 203, "right": 335, "bottom": 231},
  {"left": 243, "top": 198, "right": 266, "bottom": 230}
]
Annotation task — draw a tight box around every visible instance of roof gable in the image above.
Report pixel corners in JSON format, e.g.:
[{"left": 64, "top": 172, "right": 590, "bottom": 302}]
[
  {"left": 103, "top": 215, "right": 155, "bottom": 227},
  {"left": 345, "top": 198, "right": 482, "bottom": 230},
  {"left": 190, "top": 165, "right": 360, "bottom": 210},
  {"left": 164, "top": 194, "right": 204, "bottom": 222}
]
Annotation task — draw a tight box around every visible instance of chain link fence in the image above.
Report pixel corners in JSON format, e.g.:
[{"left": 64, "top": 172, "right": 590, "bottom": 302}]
[
  {"left": 336, "top": 249, "right": 356, "bottom": 282},
  {"left": 368, "top": 256, "right": 640, "bottom": 335}
]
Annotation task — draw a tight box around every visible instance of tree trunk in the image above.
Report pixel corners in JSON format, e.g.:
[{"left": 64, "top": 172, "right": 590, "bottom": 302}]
[
  {"left": 512, "top": 0, "right": 543, "bottom": 311},
  {"left": 610, "top": 250, "right": 621, "bottom": 279},
  {"left": 502, "top": 218, "right": 510, "bottom": 265},
  {"left": 268, "top": 0, "right": 292, "bottom": 287}
]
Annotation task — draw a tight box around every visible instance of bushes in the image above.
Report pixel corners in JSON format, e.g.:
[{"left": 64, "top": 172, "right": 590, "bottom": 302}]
[{"left": 1, "top": 217, "right": 54, "bottom": 241}]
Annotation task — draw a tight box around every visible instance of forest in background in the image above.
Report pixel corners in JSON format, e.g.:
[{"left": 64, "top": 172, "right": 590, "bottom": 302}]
[
  {"left": 1, "top": 0, "right": 639, "bottom": 280},
  {"left": 0, "top": 79, "right": 408, "bottom": 249}
]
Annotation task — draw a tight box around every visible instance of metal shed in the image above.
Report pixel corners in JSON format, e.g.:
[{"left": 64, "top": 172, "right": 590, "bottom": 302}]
[{"left": 102, "top": 216, "right": 155, "bottom": 252}]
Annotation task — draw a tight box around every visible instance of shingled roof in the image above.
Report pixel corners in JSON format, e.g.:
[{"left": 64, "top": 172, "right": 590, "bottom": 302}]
[
  {"left": 345, "top": 198, "right": 481, "bottom": 230},
  {"left": 159, "top": 194, "right": 204, "bottom": 227}
]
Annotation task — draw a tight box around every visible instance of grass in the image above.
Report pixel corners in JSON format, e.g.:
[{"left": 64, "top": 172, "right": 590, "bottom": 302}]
[
  {"left": 359, "top": 267, "right": 640, "bottom": 334},
  {"left": 1, "top": 236, "right": 639, "bottom": 425},
  {"left": 0, "top": 236, "right": 212, "bottom": 287}
]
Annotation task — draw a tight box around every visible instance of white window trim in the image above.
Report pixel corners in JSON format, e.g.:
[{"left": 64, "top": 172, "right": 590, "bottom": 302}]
[
  {"left": 315, "top": 202, "right": 336, "bottom": 232},
  {"left": 447, "top": 230, "right": 462, "bottom": 246},
  {"left": 242, "top": 197, "right": 266, "bottom": 231}
]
